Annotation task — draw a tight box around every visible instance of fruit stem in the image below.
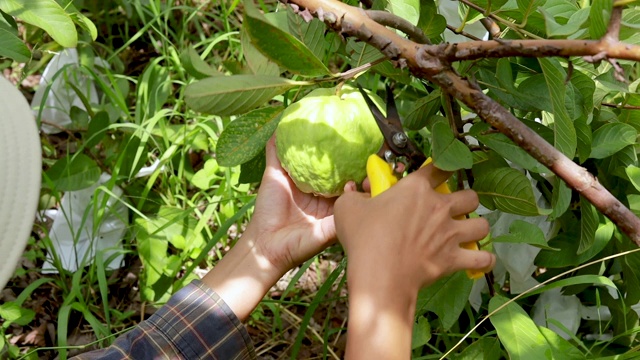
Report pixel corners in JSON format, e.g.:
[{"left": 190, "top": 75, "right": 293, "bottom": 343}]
[{"left": 335, "top": 81, "right": 345, "bottom": 97}]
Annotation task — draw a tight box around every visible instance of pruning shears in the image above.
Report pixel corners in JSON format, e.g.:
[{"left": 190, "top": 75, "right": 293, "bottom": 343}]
[{"left": 358, "top": 85, "right": 486, "bottom": 280}]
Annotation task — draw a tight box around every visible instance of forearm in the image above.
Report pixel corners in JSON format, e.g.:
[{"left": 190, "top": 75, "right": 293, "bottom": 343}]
[
  {"left": 202, "top": 231, "right": 283, "bottom": 322},
  {"left": 345, "top": 269, "right": 418, "bottom": 360}
]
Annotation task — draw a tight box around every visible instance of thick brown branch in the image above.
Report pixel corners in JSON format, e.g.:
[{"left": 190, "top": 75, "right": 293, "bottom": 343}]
[
  {"left": 442, "top": 39, "right": 640, "bottom": 62},
  {"left": 365, "top": 10, "right": 430, "bottom": 44},
  {"left": 283, "top": 0, "right": 640, "bottom": 245}
]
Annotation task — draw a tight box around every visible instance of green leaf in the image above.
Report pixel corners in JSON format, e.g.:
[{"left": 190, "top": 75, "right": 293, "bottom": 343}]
[
  {"left": 345, "top": 40, "right": 411, "bottom": 84},
  {"left": 287, "top": 8, "right": 327, "bottom": 61},
  {"left": 431, "top": 121, "right": 473, "bottom": 171},
  {"left": 243, "top": 0, "right": 329, "bottom": 76},
  {"left": 570, "top": 70, "right": 595, "bottom": 115},
  {"left": 239, "top": 149, "right": 266, "bottom": 184},
  {"left": 493, "top": 220, "right": 558, "bottom": 250},
  {"left": 538, "top": 326, "right": 585, "bottom": 360},
  {"left": 589, "top": 122, "right": 637, "bottom": 159},
  {"left": 416, "top": 272, "right": 473, "bottom": 330},
  {"left": 517, "top": 0, "right": 546, "bottom": 23},
  {"left": 45, "top": 153, "right": 101, "bottom": 191},
  {"left": 58, "top": 0, "right": 97, "bottom": 41},
  {"left": 535, "top": 221, "right": 614, "bottom": 268},
  {"left": 136, "top": 224, "right": 168, "bottom": 287},
  {"left": 473, "top": 167, "right": 545, "bottom": 216},
  {"left": 626, "top": 165, "right": 640, "bottom": 192},
  {"left": 456, "top": 337, "right": 502, "bottom": 360},
  {"left": 489, "top": 295, "right": 552, "bottom": 360},
  {"left": 0, "top": 27, "right": 29, "bottom": 62},
  {"left": 85, "top": 111, "right": 110, "bottom": 149},
  {"left": 578, "top": 195, "right": 599, "bottom": 254},
  {"left": 241, "top": 25, "right": 279, "bottom": 76},
  {"left": 589, "top": 0, "right": 612, "bottom": 39},
  {"left": 411, "top": 316, "right": 431, "bottom": 349},
  {"left": 184, "top": 75, "right": 306, "bottom": 116},
  {"left": 622, "top": 248, "right": 640, "bottom": 305},
  {"left": 539, "top": 58, "right": 577, "bottom": 158},
  {"left": 387, "top": 0, "right": 420, "bottom": 26},
  {"left": 541, "top": 7, "right": 589, "bottom": 37},
  {"left": 180, "top": 47, "right": 222, "bottom": 79},
  {"left": 575, "top": 116, "right": 592, "bottom": 163},
  {"left": 418, "top": 0, "right": 446, "bottom": 39},
  {"left": 0, "top": 302, "right": 35, "bottom": 326},
  {"left": 522, "top": 275, "right": 617, "bottom": 299},
  {"left": 470, "top": 122, "right": 547, "bottom": 173},
  {"left": 403, "top": 89, "right": 441, "bottom": 130},
  {"left": 0, "top": 0, "right": 77, "bottom": 48},
  {"left": 191, "top": 158, "right": 223, "bottom": 190},
  {"left": 216, "top": 106, "right": 283, "bottom": 166},
  {"left": 549, "top": 177, "right": 571, "bottom": 220}
]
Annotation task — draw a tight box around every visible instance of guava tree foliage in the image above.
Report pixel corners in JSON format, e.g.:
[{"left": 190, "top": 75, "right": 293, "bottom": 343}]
[{"left": 184, "top": 0, "right": 640, "bottom": 357}]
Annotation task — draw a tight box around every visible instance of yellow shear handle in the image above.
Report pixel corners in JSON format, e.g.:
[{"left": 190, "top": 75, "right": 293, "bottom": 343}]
[{"left": 366, "top": 154, "right": 485, "bottom": 280}]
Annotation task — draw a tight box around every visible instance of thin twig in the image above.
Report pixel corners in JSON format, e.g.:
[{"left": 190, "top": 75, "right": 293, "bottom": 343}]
[
  {"left": 365, "top": 10, "right": 430, "bottom": 44},
  {"left": 457, "top": 0, "right": 542, "bottom": 39},
  {"left": 334, "top": 57, "right": 388, "bottom": 80},
  {"left": 602, "top": 103, "right": 640, "bottom": 110},
  {"left": 446, "top": 24, "right": 482, "bottom": 41}
]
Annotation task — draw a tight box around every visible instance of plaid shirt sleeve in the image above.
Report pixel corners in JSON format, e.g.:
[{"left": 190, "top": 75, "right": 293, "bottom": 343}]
[{"left": 72, "top": 280, "right": 256, "bottom": 360}]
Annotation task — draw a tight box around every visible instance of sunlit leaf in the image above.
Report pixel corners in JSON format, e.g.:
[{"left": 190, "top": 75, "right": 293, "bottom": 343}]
[
  {"left": 489, "top": 295, "right": 551, "bottom": 360},
  {"left": 243, "top": 0, "right": 330, "bottom": 76},
  {"left": 538, "top": 326, "right": 585, "bottom": 359},
  {"left": 0, "top": 0, "right": 77, "bottom": 47},
  {"left": 216, "top": 106, "right": 283, "bottom": 166},
  {"left": 185, "top": 75, "right": 307, "bottom": 115}
]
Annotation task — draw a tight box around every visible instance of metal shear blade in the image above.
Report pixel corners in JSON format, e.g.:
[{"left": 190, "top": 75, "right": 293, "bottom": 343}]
[{"left": 357, "top": 84, "right": 426, "bottom": 173}]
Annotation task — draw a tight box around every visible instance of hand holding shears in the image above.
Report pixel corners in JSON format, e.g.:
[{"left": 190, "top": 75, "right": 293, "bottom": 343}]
[{"left": 358, "top": 85, "right": 488, "bottom": 280}]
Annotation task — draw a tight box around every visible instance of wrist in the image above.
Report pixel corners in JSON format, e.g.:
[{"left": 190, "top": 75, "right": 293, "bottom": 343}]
[
  {"left": 345, "top": 269, "right": 418, "bottom": 360},
  {"left": 201, "top": 233, "right": 284, "bottom": 322}
]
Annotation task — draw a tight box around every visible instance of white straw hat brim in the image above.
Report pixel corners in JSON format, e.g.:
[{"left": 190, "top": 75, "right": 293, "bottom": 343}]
[{"left": 0, "top": 76, "right": 41, "bottom": 290}]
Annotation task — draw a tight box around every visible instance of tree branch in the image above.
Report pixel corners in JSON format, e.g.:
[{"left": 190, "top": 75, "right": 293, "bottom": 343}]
[
  {"left": 282, "top": 0, "right": 640, "bottom": 245},
  {"left": 446, "top": 24, "right": 482, "bottom": 41},
  {"left": 365, "top": 10, "right": 430, "bottom": 44},
  {"left": 480, "top": 18, "right": 501, "bottom": 39},
  {"left": 439, "top": 39, "right": 640, "bottom": 62}
]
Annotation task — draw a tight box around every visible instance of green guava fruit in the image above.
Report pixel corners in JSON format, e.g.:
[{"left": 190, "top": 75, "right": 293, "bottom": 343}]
[{"left": 275, "top": 85, "right": 385, "bottom": 197}]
